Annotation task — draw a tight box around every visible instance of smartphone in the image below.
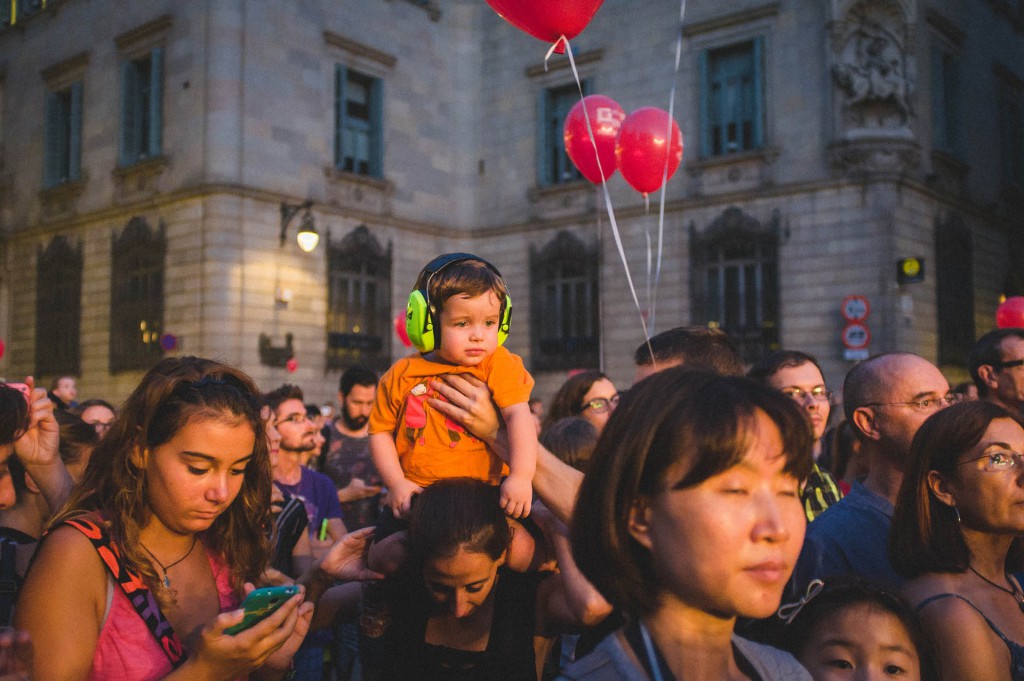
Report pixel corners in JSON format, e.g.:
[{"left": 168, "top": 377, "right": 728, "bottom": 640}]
[{"left": 224, "top": 585, "right": 299, "bottom": 635}]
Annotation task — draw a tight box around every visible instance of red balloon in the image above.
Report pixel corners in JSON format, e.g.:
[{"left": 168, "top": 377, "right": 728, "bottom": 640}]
[
  {"left": 486, "top": 0, "right": 604, "bottom": 53},
  {"left": 564, "top": 95, "right": 625, "bottom": 184},
  {"left": 286, "top": 357, "right": 298, "bottom": 373},
  {"left": 996, "top": 297, "right": 1024, "bottom": 328},
  {"left": 615, "top": 107, "right": 684, "bottom": 195},
  {"left": 394, "top": 312, "right": 412, "bottom": 348}
]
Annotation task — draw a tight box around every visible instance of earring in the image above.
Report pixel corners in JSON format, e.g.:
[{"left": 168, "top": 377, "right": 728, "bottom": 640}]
[{"left": 953, "top": 506, "right": 962, "bottom": 523}]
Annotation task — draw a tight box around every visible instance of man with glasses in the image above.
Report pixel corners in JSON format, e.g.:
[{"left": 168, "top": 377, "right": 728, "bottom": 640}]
[
  {"left": 968, "top": 328, "right": 1024, "bottom": 421},
  {"left": 264, "top": 384, "right": 346, "bottom": 545},
  {"left": 789, "top": 352, "right": 954, "bottom": 592},
  {"left": 748, "top": 350, "right": 842, "bottom": 521}
]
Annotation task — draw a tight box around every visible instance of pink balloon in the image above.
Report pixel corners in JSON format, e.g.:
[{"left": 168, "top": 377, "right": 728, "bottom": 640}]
[
  {"left": 0, "top": 338, "right": 4, "bottom": 360},
  {"left": 486, "top": 0, "right": 604, "bottom": 53},
  {"left": 394, "top": 312, "right": 412, "bottom": 348},
  {"left": 615, "top": 107, "right": 684, "bottom": 195},
  {"left": 996, "top": 297, "right": 1024, "bottom": 329},
  {"left": 286, "top": 357, "right": 298, "bottom": 373},
  {"left": 563, "top": 95, "right": 625, "bottom": 184}
]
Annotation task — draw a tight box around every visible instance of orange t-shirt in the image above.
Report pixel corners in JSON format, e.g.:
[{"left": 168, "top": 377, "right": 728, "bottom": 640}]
[{"left": 369, "top": 346, "right": 534, "bottom": 486}]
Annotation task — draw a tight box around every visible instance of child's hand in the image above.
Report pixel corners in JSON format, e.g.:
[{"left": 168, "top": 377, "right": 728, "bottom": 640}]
[
  {"left": 500, "top": 474, "right": 532, "bottom": 519},
  {"left": 388, "top": 478, "right": 423, "bottom": 519}
]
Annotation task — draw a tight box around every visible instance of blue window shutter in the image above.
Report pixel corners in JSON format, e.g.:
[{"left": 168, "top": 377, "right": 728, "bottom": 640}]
[
  {"left": 699, "top": 50, "right": 710, "bottom": 157},
  {"left": 69, "top": 81, "right": 83, "bottom": 181},
  {"left": 369, "top": 76, "right": 383, "bottom": 177},
  {"left": 752, "top": 36, "right": 764, "bottom": 149},
  {"left": 334, "top": 64, "right": 345, "bottom": 168},
  {"left": 149, "top": 47, "right": 163, "bottom": 156},
  {"left": 120, "top": 60, "right": 135, "bottom": 166},
  {"left": 537, "top": 90, "right": 551, "bottom": 185},
  {"left": 43, "top": 90, "right": 60, "bottom": 187}
]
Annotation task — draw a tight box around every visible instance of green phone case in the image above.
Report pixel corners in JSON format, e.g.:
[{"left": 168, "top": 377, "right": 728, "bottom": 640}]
[{"left": 224, "top": 585, "right": 299, "bottom": 635}]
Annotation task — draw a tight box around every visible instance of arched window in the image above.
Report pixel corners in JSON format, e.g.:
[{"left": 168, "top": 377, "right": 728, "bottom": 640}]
[
  {"left": 327, "top": 225, "right": 392, "bottom": 371},
  {"left": 530, "top": 231, "right": 600, "bottom": 371},
  {"left": 110, "top": 217, "right": 165, "bottom": 373},
  {"left": 690, "top": 207, "right": 779, "bottom": 362},
  {"left": 35, "top": 235, "right": 82, "bottom": 376}
]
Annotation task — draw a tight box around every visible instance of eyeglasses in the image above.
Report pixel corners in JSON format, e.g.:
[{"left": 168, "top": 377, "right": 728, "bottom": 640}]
[
  {"left": 958, "top": 449, "right": 1024, "bottom": 473},
  {"left": 993, "top": 359, "right": 1024, "bottom": 370},
  {"left": 781, "top": 386, "right": 832, "bottom": 404},
  {"left": 862, "top": 394, "right": 962, "bottom": 411},
  {"left": 277, "top": 413, "right": 310, "bottom": 426},
  {"left": 580, "top": 394, "right": 620, "bottom": 414}
]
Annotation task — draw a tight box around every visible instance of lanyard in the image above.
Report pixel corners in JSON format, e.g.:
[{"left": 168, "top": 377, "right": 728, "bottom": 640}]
[{"left": 639, "top": 621, "right": 666, "bottom": 681}]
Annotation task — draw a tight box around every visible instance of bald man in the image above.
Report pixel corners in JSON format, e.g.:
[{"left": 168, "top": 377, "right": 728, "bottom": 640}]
[{"left": 789, "top": 353, "right": 955, "bottom": 590}]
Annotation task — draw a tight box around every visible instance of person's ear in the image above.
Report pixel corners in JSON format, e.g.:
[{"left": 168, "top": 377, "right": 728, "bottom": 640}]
[
  {"left": 851, "top": 406, "right": 882, "bottom": 442},
  {"left": 927, "top": 470, "right": 957, "bottom": 508},
  {"left": 24, "top": 471, "right": 40, "bottom": 495},
  {"left": 628, "top": 497, "right": 654, "bottom": 550},
  {"left": 496, "top": 549, "right": 507, "bottom": 568},
  {"left": 130, "top": 447, "right": 148, "bottom": 470},
  {"left": 976, "top": 365, "right": 1000, "bottom": 392}
]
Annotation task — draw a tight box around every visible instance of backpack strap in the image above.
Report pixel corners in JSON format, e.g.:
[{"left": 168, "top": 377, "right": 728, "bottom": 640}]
[{"left": 63, "top": 515, "right": 186, "bottom": 668}]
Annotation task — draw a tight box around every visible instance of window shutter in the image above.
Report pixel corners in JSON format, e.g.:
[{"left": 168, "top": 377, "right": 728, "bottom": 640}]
[
  {"left": 536, "top": 90, "right": 550, "bottom": 185},
  {"left": 43, "top": 90, "right": 61, "bottom": 187},
  {"left": 699, "top": 50, "right": 710, "bottom": 157},
  {"left": 334, "top": 64, "right": 346, "bottom": 167},
  {"left": 120, "top": 60, "right": 136, "bottom": 165},
  {"left": 369, "top": 76, "right": 383, "bottom": 177},
  {"left": 752, "top": 36, "right": 764, "bottom": 149},
  {"left": 69, "top": 81, "right": 83, "bottom": 181},
  {"left": 148, "top": 47, "right": 163, "bottom": 156}
]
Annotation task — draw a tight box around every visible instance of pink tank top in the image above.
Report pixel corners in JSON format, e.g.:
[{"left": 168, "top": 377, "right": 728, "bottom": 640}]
[{"left": 88, "top": 544, "right": 241, "bottom": 681}]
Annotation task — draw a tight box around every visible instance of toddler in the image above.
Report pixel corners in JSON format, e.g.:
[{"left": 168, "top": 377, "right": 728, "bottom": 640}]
[
  {"left": 369, "top": 253, "right": 536, "bottom": 519},
  {"left": 778, "top": 579, "right": 936, "bottom": 681}
]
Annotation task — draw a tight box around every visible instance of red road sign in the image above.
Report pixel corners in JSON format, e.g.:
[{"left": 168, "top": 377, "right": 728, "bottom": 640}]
[
  {"left": 841, "top": 295, "right": 871, "bottom": 323},
  {"left": 842, "top": 322, "right": 871, "bottom": 350}
]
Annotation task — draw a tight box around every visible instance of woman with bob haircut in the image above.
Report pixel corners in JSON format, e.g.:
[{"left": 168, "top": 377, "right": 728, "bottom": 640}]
[
  {"left": 891, "top": 401, "right": 1024, "bottom": 681},
  {"left": 543, "top": 370, "right": 619, "bottom": 436},
  {"left": 562, "top": 368, "right": 814, "bottom": 680},
  {"left": 17, "top": 357, "right": 312, "bottom": 681}
]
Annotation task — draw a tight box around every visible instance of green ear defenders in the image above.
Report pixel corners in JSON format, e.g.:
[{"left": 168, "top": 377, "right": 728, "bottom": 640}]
[{"left": 405, "top": 253, "right": 512, "bottom": 354}]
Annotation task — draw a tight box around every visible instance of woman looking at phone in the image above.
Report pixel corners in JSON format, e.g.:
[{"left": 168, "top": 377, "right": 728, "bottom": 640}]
[
  {"left": 563, "top": 369, "right": 813, "bottom": 680},
  {"left": 17, "top": 357, "right": 312, "bottom": 681}
]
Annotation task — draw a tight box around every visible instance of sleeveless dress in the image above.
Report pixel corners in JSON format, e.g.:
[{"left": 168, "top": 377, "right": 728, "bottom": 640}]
[
  {"left": 917, "top": 593, "right": 1024, "bottom": 681},
  {"left": 62, "top": 513, "right": 241, "bottom": 681}
]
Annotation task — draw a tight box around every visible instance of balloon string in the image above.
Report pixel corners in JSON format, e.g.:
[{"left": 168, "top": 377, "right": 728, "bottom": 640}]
[
  {"left": 650, "top": 0, "right": 688, "bottom": 338},
  {"left": 552, "top": 34, "right": 653, "bottom": 364}
]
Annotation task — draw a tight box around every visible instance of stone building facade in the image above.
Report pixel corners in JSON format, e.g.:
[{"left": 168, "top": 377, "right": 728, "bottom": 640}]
[{"left": 0, "top": 0, "right": 1021, "bottom": 405}]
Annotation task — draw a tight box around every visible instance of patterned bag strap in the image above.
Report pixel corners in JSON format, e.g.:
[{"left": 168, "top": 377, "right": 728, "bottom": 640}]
[{"left": 63, "top": 515, "right": 186, "bottom": 668}]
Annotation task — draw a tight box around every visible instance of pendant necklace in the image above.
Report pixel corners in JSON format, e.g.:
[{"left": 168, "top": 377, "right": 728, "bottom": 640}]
[
  {"left": 968, "top": 565, "right": 1024, "bottom": 615},
  {"left": 140, "top": 535, "right": 199, "bottom": 589}
]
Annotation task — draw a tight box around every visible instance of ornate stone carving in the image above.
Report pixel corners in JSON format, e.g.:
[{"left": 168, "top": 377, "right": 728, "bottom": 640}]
[{"left": 830, "top": 0, "right": 915, "bottom": 131}]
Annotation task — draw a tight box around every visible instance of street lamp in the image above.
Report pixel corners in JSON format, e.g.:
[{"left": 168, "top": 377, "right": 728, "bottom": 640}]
[{"left": 280, "top": 200, "right": 320, "bottom": 252}]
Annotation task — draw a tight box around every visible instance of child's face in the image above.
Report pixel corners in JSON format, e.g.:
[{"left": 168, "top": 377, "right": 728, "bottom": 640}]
[
  {"left": 797, "top": 603, "right": 921, "bottom": 681},
  {"left": 434, "top": 291, "right": 501, "bottom": 367}
]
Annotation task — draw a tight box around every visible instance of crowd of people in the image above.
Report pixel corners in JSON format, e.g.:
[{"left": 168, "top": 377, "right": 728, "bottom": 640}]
[{"left": 3, "top": 254, "right": 1024, "bottom": 680}]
